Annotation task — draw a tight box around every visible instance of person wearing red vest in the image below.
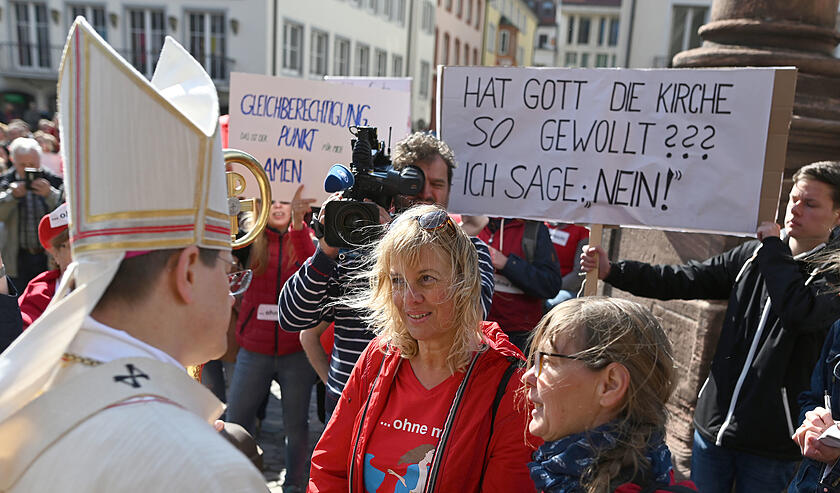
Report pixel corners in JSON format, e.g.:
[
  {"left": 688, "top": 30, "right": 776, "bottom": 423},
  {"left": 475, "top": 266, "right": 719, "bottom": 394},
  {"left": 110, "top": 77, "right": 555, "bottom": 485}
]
[
  {"left": 225, "top": 186, "right": 317, "bottom": 493},
  {"left": 544, "top": 223, "right": 589, "bottom": 309},
  {"left": 478, "top": 217, "right": 563, "bottom": 353}
]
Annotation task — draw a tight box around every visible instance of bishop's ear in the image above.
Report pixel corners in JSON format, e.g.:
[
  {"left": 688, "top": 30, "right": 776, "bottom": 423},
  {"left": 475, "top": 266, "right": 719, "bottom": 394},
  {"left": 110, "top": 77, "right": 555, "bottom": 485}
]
[{"left": 172, "top": 245, "right": 201, "bottom": 304}]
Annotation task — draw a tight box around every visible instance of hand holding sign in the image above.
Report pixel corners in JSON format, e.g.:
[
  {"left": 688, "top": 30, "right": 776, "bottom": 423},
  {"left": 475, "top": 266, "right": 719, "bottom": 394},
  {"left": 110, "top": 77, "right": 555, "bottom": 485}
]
[{"left": 290, "top": 185, "right": 317, "bottom": 231}]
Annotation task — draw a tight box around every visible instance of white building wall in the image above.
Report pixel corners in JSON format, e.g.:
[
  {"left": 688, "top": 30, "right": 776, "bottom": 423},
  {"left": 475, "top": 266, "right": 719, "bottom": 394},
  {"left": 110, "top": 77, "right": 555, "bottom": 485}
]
[
  {"left": 621, "top": 0, "right": 712, "bottom": 68},
  {"left": 533, "top": 24, "right": 556, "bottom": 66},
  {"left": 556, "top": 4, "right": 622, "bottom": 68}
]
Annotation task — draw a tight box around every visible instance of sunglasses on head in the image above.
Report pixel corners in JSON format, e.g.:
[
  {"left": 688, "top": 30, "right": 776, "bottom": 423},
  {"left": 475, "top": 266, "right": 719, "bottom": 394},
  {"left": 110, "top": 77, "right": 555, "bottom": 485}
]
[{"left": 416, "top": 209, "right": 453, "bottom": 232}]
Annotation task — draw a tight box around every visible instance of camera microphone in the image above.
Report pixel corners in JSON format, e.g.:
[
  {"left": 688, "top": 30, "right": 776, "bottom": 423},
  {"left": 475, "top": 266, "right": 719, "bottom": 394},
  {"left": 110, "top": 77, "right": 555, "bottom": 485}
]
[{"left": 324, "top": 164, "right": 354, "bottom": 193}]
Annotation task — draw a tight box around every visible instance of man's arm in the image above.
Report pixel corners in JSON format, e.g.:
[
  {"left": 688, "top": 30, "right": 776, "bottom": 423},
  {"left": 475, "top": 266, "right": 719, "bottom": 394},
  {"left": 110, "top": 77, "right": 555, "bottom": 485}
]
[
  {"left": 470, "top": 237, "right": 494, "bottom": 318},
  {"left": 300, "top": 321, "right": 331, "bottom": 384},
  {"left": 278, "top": 248, "right": 337, "bottom": 332},
  {"left": 757, "top": 237, "right": 840, "bottom": 333},
  {"left": 496, "top": 223, "right": 563, "bottom": 300},
  {"left": 581, "top": 240, "right": 755, "bottom": 301}
]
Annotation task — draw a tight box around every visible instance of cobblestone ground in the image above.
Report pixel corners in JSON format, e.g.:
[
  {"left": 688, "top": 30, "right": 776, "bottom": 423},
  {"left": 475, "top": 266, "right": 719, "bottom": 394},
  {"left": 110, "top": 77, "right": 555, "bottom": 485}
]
[{"left": 257, "top": 381, "right": 326, "bottom": 493}]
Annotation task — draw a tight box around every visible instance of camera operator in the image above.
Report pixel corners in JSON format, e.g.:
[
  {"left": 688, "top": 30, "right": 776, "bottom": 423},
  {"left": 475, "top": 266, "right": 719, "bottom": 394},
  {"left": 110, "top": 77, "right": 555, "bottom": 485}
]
[
  {"left": 279, "top": 132, "right": 495, "bottom": 421},
  {"left": 0, "top": 137, "right": 62, "bottom": 290}
]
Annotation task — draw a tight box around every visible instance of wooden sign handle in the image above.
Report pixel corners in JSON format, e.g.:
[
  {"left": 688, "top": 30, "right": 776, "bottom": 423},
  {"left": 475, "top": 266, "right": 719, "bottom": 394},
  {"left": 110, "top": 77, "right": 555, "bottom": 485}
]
[{"left": 584, "top": 224, "right": 603, "bottom": 297}]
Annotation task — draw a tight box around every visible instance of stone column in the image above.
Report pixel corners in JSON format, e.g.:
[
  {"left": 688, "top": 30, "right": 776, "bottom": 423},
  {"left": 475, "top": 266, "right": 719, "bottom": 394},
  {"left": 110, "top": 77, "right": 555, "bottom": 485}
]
[{"left": 607, "top": 0, "right": 840, "bottom": 476}]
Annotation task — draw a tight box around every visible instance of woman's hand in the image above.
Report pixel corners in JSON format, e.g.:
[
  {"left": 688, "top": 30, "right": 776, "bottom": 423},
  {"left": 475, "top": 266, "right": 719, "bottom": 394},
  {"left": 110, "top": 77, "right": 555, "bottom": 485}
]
[
  {"left": 792, "top": 407, "right": 840, "bottom": 464},
  {"left": 289, "top": 185, "right": 316, "bottom": 231}
]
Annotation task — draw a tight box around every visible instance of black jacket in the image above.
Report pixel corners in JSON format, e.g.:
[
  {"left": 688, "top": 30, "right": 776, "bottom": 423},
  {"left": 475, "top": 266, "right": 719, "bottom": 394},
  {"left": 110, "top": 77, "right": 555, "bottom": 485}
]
[{"left": 605, "top": 236, "right": 840, "bottom": 460}]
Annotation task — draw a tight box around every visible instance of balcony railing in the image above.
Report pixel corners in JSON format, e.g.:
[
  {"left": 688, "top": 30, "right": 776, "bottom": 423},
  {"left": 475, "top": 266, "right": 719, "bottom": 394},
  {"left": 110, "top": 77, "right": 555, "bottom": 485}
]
[{"left": 0, "top": 42, "right": 234, "bottom": 87}]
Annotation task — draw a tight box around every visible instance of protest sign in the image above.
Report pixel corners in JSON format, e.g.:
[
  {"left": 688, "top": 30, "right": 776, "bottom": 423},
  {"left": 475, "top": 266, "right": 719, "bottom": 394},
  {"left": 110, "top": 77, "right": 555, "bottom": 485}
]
[
  {"left": 438, "top": 66, "right": 796, "bottom": 236},
  {"left": 229, "top": 72, "right": 412, "bottom": 203}
]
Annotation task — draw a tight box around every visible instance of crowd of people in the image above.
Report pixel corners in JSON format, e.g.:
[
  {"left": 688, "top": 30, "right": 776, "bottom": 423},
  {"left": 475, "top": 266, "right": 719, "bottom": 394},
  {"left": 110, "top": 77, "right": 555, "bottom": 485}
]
[{"left": 6, "top": 17, "right": 840, "bottom": 493}]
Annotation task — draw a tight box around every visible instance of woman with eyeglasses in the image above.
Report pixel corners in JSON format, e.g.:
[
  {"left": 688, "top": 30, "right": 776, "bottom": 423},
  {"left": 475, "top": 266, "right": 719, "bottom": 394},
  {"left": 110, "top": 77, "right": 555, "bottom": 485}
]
[
  {"left": 790, "top": 319, "right": 840, "bottom": 492},
  {"left": 523, "top": 297, "right": 696, "bottom": 493},
  {"left": 308, "top": 204, "right": 538, "bottom": 492},
  {"left": 224, "top": 184, "right": 318, "bottom": 493}
]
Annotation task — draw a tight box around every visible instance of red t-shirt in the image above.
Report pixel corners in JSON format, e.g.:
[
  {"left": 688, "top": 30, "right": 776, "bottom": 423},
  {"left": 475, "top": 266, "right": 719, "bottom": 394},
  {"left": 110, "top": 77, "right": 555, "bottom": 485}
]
[{"left": 362, "top": 362, "right": 463, "bottom": 493}]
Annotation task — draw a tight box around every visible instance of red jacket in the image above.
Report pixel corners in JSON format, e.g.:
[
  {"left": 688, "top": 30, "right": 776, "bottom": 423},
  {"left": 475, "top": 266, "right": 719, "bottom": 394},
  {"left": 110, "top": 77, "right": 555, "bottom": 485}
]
[
  {"left": 308, "top": 322, "right": 539, "bottom": 493},
  {"left": 19, "top": 269, "right": 60, "bottom": 329},
  {"left": 236, "top": 226, "right": 315, "bottom": 355}
]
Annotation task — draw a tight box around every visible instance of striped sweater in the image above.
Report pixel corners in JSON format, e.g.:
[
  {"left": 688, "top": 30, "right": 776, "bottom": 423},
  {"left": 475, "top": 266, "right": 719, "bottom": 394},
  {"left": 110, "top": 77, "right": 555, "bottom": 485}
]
[{"left": 278, "top": 237, "right": 495, "bottom": 397}]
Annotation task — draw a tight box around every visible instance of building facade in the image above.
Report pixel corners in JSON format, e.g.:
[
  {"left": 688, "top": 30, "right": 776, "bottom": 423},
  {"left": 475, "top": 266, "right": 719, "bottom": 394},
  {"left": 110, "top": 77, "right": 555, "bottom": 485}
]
[
  {"left": 1, "top": 0, "right": 269, "bottom": 117},
  {"left": 483, "top": 0, "right": 537, "bottom": 66},
  {"left": 526, "top": 0, "right": 557, "bottom": 66},
  {"left": 556, "top": 0, "right": 622, "bottom": 68},
  {"left": 621, "top": 0, "right": 711, "bottom": 68}
]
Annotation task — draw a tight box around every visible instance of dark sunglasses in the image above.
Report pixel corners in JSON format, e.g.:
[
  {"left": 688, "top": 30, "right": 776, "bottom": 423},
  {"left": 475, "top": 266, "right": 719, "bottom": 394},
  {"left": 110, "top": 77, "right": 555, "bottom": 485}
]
[{"left": 416, "top": 209, "right": 453, "bottom": 232}]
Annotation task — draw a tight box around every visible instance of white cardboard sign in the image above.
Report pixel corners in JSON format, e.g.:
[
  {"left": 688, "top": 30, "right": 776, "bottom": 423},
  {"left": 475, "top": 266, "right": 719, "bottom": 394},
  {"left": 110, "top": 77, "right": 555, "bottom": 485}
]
[
  {"left": 229, "top": 72, "right": 412, "bottom": 203},
  {"left": 438, "top": 66, "right": 796, "bottom": 236}
]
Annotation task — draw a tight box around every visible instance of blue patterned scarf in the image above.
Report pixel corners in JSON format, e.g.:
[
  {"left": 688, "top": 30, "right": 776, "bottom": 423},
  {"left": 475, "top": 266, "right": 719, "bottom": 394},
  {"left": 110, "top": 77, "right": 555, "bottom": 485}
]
[{"left": 528, "top": 422, "right": 673, "bottom": 492}]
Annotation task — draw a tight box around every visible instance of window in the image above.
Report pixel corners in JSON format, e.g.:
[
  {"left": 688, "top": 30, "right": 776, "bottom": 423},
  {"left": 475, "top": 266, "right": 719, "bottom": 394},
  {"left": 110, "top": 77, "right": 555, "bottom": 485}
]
[
  {"left": 595, "top": 54, "right": 608, "bottom": 67},
  {"left": 499, "top": 30, "right": 510, "bottom": 55},
  {"left": 473, "top": 47, "right": 478, "bottom": 64},
  {"left": 12, "top": 2, "right": 51, "bottom": 69},
  {"left": 464, "top": 43, "right": 470, "bottom": 65},
  {"left": 187, "top": 12, "right": 227, "bottom": 81},
  {"left": 598, "top": 18, "right": 606, "bottom": 45},
  {"left": 669, "top": 6, "right": 707, "bottom": 60},
  {"left": 334, "top": 37, "right": 350, "bottom": 75},
  {"left": 355, "top": 43, "right": 370, "bottom": 75},
  {"left": 475, "top": 0, "right": 482, "bottom": 28},
  {"left": 538, "top": 33, "right": 548, "bottom": 48},
  {"left": 611, "top": 54, "right": 617, "bottom": 66},
  {"left": 368, "top": 0, "right": 378, "bottom": 12},
  {"left": 422, "top": 2, "right": 434, "bottom": 33},
  {"left": 392, "top": 54, "right": 403, "bottom": 76},
  {"left": 395, "top": 0, "right": 406, "bottom": 25},
  {"left": 467, "top": 0, "right": 473, "bottom": 23},
  {"left": 310, "top": 29, "right": 328, "bottom": 76},
  {"left": 68, "top": 4, "right": 106, "bottom": 39},
  {"left": 457, "top": 0, "right": 463, "bottom": 17},
  {"left": 566, "top": 16, "right": 575, "bottom": 44},
  {"left": 609, "top": 18, "right": 620, "bottom": 46},
  {"left": 454, "top": 38, "right": 460, "bottom": 64},
  {"left": 375, "top": 49, "right": 387, "bottom": 76},
  {"left": 443, "top": 32, "right": 450, "bottom": 64},
  {"left": 383, "top": 0, "right": 392, "bottom": 18},
  {"left": 577, "top": 17, "right": 591, "bottom": 44},
  {"left": 282, "top": 21, "right": 303, "bottom": 74},
  {"left": 128, "top": 8, "right": 165, "bottom": 78},
  {"left": 446, "top": 0, "right": 452, "bottom": 11},
  {"left": 580, "top": 52, "right": 589, "bottom": 67},
  {"left": 564, "top": 52, "right": 577, "bottom": 67},
  {"left": 487, "top": 26, "right": 495, "bottom": 56},
  {"left": 419, "top": 61, "right": 430, "bottom": 98}
]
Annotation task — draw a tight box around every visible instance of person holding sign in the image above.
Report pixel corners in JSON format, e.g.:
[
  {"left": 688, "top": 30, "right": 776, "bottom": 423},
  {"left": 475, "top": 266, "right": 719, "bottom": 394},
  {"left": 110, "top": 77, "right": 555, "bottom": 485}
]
[
  {"left": 581, "top": 161, "right": 840, "bottom": 492},
  {"left": 278, "top": 132, "right": 495, "bottom": 421},
  {"left": 308, "top": 205, "right": 537, "bottom": 492},
  {"left": 225, "top": 185, "right": 318, "bottom": 493}
]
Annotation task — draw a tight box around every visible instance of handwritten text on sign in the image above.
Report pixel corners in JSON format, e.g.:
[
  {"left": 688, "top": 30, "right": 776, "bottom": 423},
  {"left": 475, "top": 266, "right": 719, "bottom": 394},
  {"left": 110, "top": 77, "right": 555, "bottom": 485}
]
[
  {"left": 440, "top": 67, "right": 782, "bottom": 235},
  {"left": 229, "top": 73, "right": 412, "bottom": 202}
]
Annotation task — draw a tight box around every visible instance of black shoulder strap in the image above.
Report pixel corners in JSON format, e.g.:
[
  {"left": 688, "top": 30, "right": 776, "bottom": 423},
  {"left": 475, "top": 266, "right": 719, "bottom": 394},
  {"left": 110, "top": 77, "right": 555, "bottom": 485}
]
[
  {"left": 478, "top": 358, "right": 520, "bottom": 486},
  {"left": 522, "top": 221, "right": 540, "bottom": 264}
]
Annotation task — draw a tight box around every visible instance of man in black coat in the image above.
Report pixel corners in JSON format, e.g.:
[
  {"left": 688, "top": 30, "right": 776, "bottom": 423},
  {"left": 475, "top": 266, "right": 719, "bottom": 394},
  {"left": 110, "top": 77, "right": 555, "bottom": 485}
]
[{"left": 581, "top": 161, "right": 840, "bottom": 493}]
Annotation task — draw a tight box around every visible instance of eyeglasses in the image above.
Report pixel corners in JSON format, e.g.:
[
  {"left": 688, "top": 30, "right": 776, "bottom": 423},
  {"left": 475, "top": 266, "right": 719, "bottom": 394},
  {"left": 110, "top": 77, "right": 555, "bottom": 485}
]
[
  {"left": 228, "top": 269, "right": 253, "bottom": 296},
  {"left": 532, "top": 351, "right": 590, "bottom": 378},
  {"left": 416, "top": 209, "right": 453, "bottom": 232}
]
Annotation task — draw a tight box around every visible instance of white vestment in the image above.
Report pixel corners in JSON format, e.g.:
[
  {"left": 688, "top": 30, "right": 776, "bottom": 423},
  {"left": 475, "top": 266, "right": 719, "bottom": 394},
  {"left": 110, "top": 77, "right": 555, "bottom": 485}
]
[{"left": 3, "top": 317, "right": 267, "bottom": 492}]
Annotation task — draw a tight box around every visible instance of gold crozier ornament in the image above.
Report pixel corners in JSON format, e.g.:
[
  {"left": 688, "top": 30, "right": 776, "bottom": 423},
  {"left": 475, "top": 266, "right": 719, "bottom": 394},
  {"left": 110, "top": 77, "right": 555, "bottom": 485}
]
[{"left": 223, "top": 148, "right": 272, "bottom": 249}]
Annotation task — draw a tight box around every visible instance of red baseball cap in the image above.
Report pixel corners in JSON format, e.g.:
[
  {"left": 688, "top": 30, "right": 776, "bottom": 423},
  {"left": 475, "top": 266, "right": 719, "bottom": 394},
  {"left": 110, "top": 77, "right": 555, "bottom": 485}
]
[{"left": 38, "top": 203, "right": 68, "bottom": 251}]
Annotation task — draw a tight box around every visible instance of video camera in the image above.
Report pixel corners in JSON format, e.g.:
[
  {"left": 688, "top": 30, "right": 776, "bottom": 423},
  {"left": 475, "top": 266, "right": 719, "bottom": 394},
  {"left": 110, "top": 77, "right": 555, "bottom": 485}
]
[{"left": 317, "top": 126, "right": 425, "bottom": 248}]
